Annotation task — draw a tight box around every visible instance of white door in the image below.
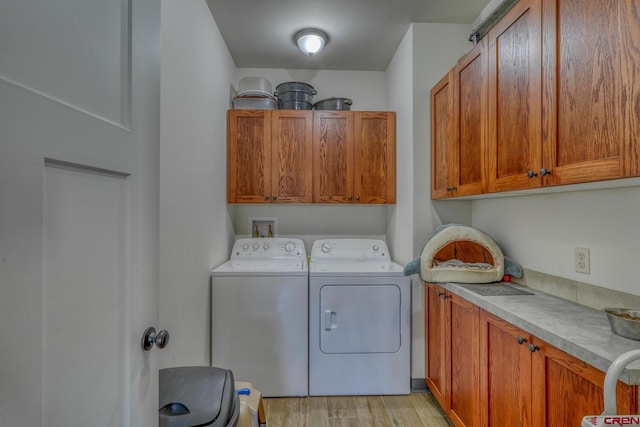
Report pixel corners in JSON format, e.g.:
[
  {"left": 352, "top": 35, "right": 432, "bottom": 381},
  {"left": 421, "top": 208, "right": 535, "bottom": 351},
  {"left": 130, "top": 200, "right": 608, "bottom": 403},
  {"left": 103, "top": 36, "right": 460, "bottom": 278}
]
[{"left": 0, "top": 0, "right": 160, "bottom": 425}]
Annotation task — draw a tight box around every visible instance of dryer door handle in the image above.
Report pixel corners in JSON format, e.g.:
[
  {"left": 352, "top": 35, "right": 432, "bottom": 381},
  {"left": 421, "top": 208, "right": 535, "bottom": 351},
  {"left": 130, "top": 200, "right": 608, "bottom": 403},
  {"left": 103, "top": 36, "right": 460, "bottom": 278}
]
[{"left": 324, "top": 310, "right": 337, "bottom": 331}]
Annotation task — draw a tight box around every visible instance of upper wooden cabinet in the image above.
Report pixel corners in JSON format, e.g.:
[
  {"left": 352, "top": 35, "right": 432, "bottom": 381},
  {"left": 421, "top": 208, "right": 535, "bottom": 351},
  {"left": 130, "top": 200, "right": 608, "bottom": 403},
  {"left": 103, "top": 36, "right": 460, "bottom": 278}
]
[
  {"left": 431, "top": 39, "right": 488, "bottom": 199},
  {"left": 313, "top": 111, "right": 396, "bottom": 204},
  {"left": 312, "top": 111, "right": 354, "bottom": 203},
  {"left": 486, "top": 0, "right": 543, "bottom": 193},
  {"left": 431, "top": 71, "right": 455, "bottom": 199},
  {"left": 541, "top": 0, "right": 639, "bottom": 185},
  {"left": 433, "top": 0, "right": 640, "bottom": 198},
  {"left": 227, "top": 110, "right": 312, "bottom": 203},
  {"left": 354, "top": 112, "right": 396, "bottom": 204},
  {"left": 228, "top": 110, "right": 396, "bottom": 204}
]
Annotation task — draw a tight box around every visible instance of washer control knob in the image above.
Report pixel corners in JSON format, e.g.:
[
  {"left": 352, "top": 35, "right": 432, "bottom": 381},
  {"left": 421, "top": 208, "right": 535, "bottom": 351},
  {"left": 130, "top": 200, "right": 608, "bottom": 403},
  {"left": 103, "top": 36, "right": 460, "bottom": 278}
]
[
  {"left": 373, "top": 244, "right": 380, "bottom": 252},
  {"left": 241, "top": 243, "right": 249, "bottom": 251},
  {"left": 284, "top": 241, "right": 296, "bottom": 253},
  {"left": 263, "top": 243, "right": 270, "bottom": 251},
  {"left": 321, "top": 243, "right": 333, "bottom": 254},
  {"left": 252, "top": 243, "right": 259, "bottom": 250}
]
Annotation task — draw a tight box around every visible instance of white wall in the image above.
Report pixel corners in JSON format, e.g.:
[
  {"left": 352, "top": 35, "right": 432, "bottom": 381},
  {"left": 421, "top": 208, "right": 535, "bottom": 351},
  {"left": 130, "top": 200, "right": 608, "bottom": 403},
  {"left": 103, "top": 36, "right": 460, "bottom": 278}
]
[
  {"left": 406, "top": 23, "right": 474, "bottom": 379},
  {"left": 472, "top": 187, "right": 640, "bottom": 297},
  {"left": 386, "top": 27, "right": 415, "bottom": 266},
  {"left": 411, "top": 24, "right": 474, "bottom": 254},
  {"left": 385, "top": 26, "right": 421, "bottom": 378},
  {"left": 159, "top": 0, "right": 237, "bottom": 367},
  {"left": 234, "top": 68, "right": 387, "bottom": 111}
]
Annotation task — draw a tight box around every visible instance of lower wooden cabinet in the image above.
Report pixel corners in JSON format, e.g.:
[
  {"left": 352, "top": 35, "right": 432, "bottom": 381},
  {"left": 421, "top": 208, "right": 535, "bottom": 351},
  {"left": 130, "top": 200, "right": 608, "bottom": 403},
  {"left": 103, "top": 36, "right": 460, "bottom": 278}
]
[
  {"left": 425, "top": 283, "right": 639, "bottom": 426},
  {"left": 480, "top": 312, "right": 534, "bottom": 426},
  {"left": 533, "top": 336, "right": 638, "bottom": 426},
  {"left": 425, "top": 283, "right": 481, "bottom": 427},
  {"left": 425, "top": 283, "right": 447, "bottom": 405},
  {"left": 481, "top": 311, "right": 638, "bottom": 426}
]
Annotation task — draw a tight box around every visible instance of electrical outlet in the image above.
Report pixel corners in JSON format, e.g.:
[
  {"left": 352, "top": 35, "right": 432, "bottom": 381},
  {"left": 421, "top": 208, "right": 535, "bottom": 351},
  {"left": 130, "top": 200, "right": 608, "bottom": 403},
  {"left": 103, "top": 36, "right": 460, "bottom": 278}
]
[{"left": 575, "top": 247, "right": 590, "bottom": 274}]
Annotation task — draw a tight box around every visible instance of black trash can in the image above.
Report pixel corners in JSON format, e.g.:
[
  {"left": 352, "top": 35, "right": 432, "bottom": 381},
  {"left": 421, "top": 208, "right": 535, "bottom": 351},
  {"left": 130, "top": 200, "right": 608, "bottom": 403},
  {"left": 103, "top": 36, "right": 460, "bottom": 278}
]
[{"left": 159, "top": 366, "right": 240, "bottom": 427}]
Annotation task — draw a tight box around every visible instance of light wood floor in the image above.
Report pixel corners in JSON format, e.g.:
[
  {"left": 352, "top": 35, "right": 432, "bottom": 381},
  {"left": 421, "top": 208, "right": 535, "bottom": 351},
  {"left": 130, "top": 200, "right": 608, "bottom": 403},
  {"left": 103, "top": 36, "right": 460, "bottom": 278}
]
[{"left": 263, "top": 392, "right": 452, "bottom": 427}]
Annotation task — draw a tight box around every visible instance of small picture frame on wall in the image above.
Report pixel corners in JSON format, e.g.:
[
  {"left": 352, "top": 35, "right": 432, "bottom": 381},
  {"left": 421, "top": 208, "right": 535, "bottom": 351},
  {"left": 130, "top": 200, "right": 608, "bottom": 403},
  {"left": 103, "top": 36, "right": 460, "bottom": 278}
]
[{"left": 248, "top": 217, "right": 278, "bottom": 238}]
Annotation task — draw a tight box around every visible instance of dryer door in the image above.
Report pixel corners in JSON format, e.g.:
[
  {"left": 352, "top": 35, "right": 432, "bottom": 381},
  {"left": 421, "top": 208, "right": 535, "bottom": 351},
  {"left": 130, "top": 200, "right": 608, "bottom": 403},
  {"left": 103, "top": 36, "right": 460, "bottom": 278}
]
[{"left": 319, "top": 284, "right": 401, "bottom": 354}]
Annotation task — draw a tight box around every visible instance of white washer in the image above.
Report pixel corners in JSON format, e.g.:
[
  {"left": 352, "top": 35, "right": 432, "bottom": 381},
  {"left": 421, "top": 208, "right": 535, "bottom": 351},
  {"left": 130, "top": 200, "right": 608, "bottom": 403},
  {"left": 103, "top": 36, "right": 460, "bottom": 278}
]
[
  {"left": 309, "top": 238, "right": 411, "bottom": 396},
  {"left": 211, "top": 237, "right": 308, "bottom": 397}
]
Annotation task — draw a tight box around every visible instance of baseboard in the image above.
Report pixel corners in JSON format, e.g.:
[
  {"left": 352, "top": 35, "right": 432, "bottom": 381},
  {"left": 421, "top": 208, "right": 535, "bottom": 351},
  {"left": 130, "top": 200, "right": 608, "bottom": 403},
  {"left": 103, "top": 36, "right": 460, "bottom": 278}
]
[{"left": 411, "top": 378, "right": 427, "bottom": 392}]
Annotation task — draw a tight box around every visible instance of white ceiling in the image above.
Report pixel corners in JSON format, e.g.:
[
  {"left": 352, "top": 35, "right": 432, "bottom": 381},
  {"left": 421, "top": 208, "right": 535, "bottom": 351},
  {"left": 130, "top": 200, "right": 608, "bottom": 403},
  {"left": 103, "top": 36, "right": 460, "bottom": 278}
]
[{"left": 205, "top": 0, "right": 494, "bottom": 71}]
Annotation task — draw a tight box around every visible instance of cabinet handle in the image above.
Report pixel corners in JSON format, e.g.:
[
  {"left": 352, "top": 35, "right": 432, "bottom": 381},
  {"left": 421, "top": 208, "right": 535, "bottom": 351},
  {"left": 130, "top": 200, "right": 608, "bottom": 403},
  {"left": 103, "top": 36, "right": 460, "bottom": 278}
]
[
  {"left": 529, "top": 344, "right": 539, "bottom": 353},
  {"left": 527, "top": 170, "right": 538, "bottom": 179},
  {"left": 355, "top": 196, "right": 360, "bottom": 201},
  {"left": 348, "top": 195, "right": 353, "bottom": 200},
  {"left": 446, "top": 186, "right": 457, "bottom": 192},
  {"left": 264, "top": 195, "right": 270, "bottom": 200},
  {"left": 540, "top": 168, "right": 552, "bottom": 176},
  {"left": 272, "top": 195, "right": 277, "bottom": 200},
  {"left": 517, "top": 336, "right": 528, "bottom": 345}
]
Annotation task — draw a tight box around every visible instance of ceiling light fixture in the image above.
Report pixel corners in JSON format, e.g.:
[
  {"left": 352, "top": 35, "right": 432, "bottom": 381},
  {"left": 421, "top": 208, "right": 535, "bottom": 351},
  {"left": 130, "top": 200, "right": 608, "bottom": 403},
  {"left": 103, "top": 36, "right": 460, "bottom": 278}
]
[{"left": 294, "top": 29, "right": 328, "bottom": 57}]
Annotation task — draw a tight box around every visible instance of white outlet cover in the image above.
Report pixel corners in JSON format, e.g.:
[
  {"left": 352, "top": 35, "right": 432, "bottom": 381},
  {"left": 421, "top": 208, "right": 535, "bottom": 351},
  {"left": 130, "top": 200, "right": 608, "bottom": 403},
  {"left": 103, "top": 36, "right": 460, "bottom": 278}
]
[{"left": 575, "top": 247, "right": 590, "bottom": 274}]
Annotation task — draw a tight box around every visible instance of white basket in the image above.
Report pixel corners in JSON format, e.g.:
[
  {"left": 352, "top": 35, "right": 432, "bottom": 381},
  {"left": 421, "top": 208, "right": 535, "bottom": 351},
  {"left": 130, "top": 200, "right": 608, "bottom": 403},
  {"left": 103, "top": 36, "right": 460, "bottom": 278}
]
[
  {"left": 238, "top": 77, "right": 272, "bottom": 97},
  {"left": 232, "top": 95, "right": 277, "bottom": 110}
]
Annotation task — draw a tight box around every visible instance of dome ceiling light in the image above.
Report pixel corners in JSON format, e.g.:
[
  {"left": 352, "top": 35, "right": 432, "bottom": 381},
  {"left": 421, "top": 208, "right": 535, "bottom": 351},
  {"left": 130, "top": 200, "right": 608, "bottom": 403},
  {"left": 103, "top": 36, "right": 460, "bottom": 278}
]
[{"left": 294, "top": 29, "right": 329, "bottom": 57}]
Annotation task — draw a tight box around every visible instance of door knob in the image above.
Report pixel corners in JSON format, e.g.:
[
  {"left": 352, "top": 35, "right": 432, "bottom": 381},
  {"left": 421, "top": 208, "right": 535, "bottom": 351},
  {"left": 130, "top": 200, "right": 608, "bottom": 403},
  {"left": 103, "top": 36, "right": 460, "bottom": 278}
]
[{"left": 141, "top": 326, "right": 170, "bottom": 351}]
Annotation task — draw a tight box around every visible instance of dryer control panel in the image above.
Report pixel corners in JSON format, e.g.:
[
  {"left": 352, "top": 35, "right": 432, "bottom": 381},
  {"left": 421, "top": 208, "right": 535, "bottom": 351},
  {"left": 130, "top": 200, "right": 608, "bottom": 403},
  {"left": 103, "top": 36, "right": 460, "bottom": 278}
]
[
  {"left": 310, "top": 239, "right": 390, "bottom": 261},
  {"left": 231, "top": 237, "right": 306, "bottom": 259}
]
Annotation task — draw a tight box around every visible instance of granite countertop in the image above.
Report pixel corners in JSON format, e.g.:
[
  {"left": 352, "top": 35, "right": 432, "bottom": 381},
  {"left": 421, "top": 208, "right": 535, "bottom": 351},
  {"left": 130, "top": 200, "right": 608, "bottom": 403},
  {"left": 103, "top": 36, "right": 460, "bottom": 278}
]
[{"left": 437, "top": 281, "right": 640, "bottom": 385}]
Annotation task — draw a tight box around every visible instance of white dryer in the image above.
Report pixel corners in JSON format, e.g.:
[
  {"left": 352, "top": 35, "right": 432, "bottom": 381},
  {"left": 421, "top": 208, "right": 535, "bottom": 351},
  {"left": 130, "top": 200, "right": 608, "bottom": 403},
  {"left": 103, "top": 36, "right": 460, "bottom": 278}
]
[
  {"left": 211, "top": 237, "right": 308, "bottom": 397},
  {"left": 309, "top": 238, "right": 411, "bottom": 396}
]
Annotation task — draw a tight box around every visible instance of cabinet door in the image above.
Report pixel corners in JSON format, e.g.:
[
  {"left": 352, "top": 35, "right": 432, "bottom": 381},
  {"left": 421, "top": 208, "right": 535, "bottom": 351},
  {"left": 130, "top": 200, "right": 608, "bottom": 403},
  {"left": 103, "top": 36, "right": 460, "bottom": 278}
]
[
  {"left": 541, "top": 0, "right": 630, "bottom": 185},
  {"left": 454, "top": 39, "right": 488, "bottom": 197},
  {"left": 480, "top": 312, "right": 533, "bottom": 427},
  {"left": 353, "top": 112, "right": 396, "bottom": 203},
  {"left": 313, "top": 111, "right": 354, "bottom": 203},
  {"left": 531, "top": 338, "right": 638, "bottom": 427},
  {"left": 271, "top": 111, "right": 313, "bottom": 203},
  {"left": 448, "top": 294, "right": 481, "bottom": 427},
  {"left": 621, "top": 0, "right": 640, "bottom": 177},
  {"left": 487, "top": 0, "right": 542, "bottom": 192},
  {"left": 431, "top": 72, "right": 455, "bottom": 199},
  {"left": 227, "top": 110, "right": 272, "bottom": 203},
  {"left": 425, "top": 283, "right": 448, "bottom": 409}
]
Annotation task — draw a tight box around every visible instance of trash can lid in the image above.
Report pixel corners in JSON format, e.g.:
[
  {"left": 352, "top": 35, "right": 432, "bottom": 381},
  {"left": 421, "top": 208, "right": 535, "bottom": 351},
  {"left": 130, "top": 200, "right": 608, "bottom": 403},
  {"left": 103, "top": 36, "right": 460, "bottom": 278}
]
[{"left": 159, "top": 366, "right": 233, "bottom": 427}]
